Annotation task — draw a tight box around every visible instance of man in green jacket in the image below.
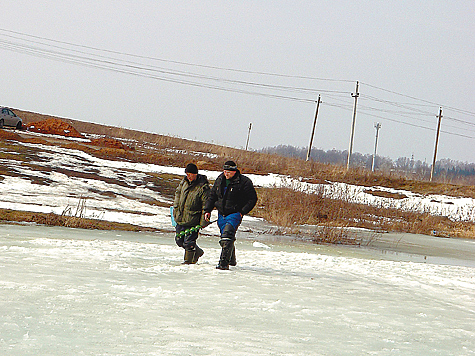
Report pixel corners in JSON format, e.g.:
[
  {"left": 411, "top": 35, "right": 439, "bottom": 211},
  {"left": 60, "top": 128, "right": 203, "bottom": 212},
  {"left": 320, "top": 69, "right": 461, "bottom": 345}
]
[{"left": 173, "top": 163, "right": 210, "bottom": 264}]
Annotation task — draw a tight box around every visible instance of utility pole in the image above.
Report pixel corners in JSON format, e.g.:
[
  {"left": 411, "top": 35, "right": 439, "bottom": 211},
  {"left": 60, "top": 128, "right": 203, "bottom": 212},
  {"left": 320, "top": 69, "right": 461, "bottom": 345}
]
[
  {"left": 430, "top": 107, "right": 443, "bottom": 181},
  {"left": 346, "top": 81, "right": 359, "bottom": 170},
  {"left": 371, "top": 122, "right": 381, "bottom": 172},
  {"left": 245, "top": 122, "right": 252, "bottom": 151},
  {"left": 306, "top": 95, "right": 322, "bottom": 161}
]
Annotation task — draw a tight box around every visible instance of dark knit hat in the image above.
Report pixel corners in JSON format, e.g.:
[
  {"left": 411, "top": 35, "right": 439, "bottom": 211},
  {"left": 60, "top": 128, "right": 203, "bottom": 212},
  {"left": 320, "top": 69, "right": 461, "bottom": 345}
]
[
  {"left": 185, "top": 163, "right": 198, "bottom": 174},
  {"left": 223, "top": 160, "right": 238, "bottom": 171}
]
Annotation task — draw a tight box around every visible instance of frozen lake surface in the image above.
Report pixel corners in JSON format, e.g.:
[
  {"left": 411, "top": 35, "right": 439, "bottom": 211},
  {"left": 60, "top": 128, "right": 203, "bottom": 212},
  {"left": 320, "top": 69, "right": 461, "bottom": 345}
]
[{"left": 1, "top": 224, "right": 475, "bottom": 355}]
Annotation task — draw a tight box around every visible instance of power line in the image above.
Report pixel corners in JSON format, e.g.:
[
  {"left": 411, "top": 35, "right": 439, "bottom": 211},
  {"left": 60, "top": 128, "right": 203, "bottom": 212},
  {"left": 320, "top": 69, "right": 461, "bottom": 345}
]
[
  {"left": 0, "top": 28, "right": 355, "bottom": 83},
  {"left": 324, "top": 100, "right": 475, "bottom": 139},
  {"left": 360, "top": 81, "right": 475, "bottom": 118},
  {"left": 2, "top": 28, "right": 474, "bottom": 125},
  {"left": 360, "top": 93, "right": 475, "bottom": 129},
  {"left": 1, "top": 28, "right": 474, "bottom": 142},
  {"left": 0, "top": 35, "right": 352, "bottom": 105},
  {"left": 443, "top": 115, "right": 475, "bottom": 127},
  {"left": 361, "top": 94, "right": 436, "bottom": 115},
  {"left": 0, "top": 39, "right": 320, "bottom": 103}
]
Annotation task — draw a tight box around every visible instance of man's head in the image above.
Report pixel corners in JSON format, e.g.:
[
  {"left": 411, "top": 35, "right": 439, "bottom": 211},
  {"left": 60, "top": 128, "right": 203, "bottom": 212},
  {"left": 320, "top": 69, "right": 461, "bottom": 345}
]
[
  {"left": 223, "top": 160, "right": 237, "bottom": 179},
  {"left": 185, "top": 163, "right": 198, "bottom": 182}
]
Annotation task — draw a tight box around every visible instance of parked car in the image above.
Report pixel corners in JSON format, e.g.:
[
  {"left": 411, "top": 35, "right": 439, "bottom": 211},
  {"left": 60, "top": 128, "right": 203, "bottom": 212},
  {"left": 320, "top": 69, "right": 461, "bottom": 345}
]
[{"left": 0, "top": 107, "right": 23, "bottom": 129}]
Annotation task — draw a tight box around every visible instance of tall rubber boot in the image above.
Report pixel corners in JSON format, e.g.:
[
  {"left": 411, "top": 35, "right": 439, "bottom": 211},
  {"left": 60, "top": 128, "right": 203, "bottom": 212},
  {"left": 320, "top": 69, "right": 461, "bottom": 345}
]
[
  {"left": 216, "top": 223, "right": 236, "bottom": 270},
  {"left": 191, "top": 246, "right": 204, "bottom": 264},
  {"left": 216, "top": 239, "right": 234, "bottom": 270},
  {"left": 229, "top": 246, "right": 236, "bottom": 266},
  {"left": 183, "top": 249, "right": 194, "bottom": 264}
]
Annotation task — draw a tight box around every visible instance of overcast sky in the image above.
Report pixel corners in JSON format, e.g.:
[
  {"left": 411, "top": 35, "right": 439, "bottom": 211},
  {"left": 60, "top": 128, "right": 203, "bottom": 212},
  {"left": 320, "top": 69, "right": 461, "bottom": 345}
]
[{"left": 2, "top": 1, "right": 474, "bottom": 163}]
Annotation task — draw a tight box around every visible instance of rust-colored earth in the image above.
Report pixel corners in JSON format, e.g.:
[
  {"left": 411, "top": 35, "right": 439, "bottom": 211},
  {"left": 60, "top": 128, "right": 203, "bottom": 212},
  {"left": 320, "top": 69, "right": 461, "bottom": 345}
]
[
  {"left": 0, "top": 130, "right": 21, "bottom": 140},
  {"left": 90, "top": 137, "right": 130, "bottom": 150},
  {"left": 22, "top": 118, "right": 130, "bottom": 150},
  {"left": 26, "top": 118, "right": 83, "bottom": 138}
]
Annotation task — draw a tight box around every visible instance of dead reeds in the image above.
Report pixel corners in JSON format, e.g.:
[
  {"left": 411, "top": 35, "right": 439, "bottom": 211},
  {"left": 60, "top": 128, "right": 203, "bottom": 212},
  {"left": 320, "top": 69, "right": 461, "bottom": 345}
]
[{"left": 255, "top": 184, "right": 475, "bottom": 240}]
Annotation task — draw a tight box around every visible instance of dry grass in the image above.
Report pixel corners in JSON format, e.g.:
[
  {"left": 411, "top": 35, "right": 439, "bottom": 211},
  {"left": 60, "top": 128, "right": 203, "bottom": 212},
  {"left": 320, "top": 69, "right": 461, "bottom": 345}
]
[
  {"left": 0, "top": 208, "right": 160, "bottom": 232},
  {"left": 15, "top": 108, "right": 475, "bottom": 197},
  {"left": 309, "top": 224, "right": 360, "bottom": 245},
  {"left": 256, "top": 185, "right": 475, "bottom": 239},
  {"left": 7, "top": 109, "right": 475, "bottom": 242}
]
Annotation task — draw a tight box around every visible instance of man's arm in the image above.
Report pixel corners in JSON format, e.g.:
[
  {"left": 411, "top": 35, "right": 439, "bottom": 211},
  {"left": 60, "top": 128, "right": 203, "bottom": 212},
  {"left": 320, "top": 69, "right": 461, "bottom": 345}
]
[
  {"left": 203, "top": 179, "right": 219, "bottom": 220},
  {"left": 240, "top": 177, "right": 258, "bottom": 215}
]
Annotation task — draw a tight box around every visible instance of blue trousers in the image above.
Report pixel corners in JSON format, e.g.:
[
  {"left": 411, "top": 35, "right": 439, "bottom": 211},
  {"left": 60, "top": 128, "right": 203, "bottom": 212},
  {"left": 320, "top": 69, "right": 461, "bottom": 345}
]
[{"left": 217, "top": 212, "right": 242, "bottom": 239}]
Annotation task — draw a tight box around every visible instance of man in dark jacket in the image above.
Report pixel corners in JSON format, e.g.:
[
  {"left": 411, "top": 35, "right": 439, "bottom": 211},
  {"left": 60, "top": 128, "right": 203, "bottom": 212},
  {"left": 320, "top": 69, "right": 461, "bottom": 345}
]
[
  {"left": 204, "top": 160, "right": 258, "bottom": 270},
  {"left": 173, "top": 163, "right": 210, "bottom": 264}
]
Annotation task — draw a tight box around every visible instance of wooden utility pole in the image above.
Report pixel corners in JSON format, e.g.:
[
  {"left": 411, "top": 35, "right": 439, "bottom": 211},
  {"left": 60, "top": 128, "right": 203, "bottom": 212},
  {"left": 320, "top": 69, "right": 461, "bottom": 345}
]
[
  {"left": 306, "top": 95, "right": 322, "bottom": 161},
  {"left": 245, "top": 123, "right": 252, "bottom": 151},
  {"left": 371, "top": 122, "right": 381, "bottom": 172},
  {"left": 430, "top": 107, "right": 443, "bottom": 181},
  {"left": 346, "top": 81, "right": 359, "bottom": 170}
]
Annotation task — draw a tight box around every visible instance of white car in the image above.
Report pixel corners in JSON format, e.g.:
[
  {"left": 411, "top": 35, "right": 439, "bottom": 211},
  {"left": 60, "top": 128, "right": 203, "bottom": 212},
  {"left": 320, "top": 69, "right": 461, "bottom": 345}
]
[{"left": 0, "top": 107, "right": 22, "bottom": 129}]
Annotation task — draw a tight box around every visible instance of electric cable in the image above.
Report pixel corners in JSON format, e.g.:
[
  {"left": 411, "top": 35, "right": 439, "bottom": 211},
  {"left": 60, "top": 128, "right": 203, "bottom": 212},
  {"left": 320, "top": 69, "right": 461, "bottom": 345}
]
[{"left": 1, "top": 28, "right": 474, "bottom": 142}]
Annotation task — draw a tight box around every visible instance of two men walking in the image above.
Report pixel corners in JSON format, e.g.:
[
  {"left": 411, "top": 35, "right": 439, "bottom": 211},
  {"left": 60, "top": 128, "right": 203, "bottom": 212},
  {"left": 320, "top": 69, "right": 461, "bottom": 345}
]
[{"left": 173, "top": 160, "right": 257, "bottom": 269}]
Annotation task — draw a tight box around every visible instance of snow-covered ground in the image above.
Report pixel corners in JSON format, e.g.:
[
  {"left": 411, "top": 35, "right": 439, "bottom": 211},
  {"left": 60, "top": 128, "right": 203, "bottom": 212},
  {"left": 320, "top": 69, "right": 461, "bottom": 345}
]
[{"left": 1, "top": 132, "right": 474, "bottom": 237}]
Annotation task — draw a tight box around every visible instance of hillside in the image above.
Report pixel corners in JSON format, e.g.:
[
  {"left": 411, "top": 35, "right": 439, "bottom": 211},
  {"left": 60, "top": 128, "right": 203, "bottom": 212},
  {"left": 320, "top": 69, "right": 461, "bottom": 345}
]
[
  {"left": 1, "top": 108, "right": 475, "bottom": 240},
  {"left": 15, "top": 108, "right": 475, "bottom": 199}
]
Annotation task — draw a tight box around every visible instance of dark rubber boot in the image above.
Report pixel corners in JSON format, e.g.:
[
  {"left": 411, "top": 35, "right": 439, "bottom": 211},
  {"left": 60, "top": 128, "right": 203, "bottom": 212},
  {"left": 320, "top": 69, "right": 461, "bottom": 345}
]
[
  {"left": 229, "top": 246, "right": 236, "bottom": 266},
  {"left": 216, "top": 223, "right": 236, "bottom": 269},
  {"left": 216, "top": 238, "right": 234, "bottom": 270},
  {"left": 183, "top": 249, "right": 194, "bottom": 264},
  {"left": 216, "top": 246, "right": 230, "bottom": 269},
  {"left": 191, "top": 246, "right": 204, "bottom": 264}
]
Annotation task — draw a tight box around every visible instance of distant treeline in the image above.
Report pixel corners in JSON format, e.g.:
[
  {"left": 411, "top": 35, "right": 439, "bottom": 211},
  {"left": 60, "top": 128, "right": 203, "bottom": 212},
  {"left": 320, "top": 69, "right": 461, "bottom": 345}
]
[{"left": 258, "top": 145, "right": 475, "bottom": 184}]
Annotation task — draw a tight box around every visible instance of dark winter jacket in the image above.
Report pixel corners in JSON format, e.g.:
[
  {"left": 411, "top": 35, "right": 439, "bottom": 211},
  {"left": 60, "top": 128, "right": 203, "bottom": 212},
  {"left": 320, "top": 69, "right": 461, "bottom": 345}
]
[
  {"left": 204, "top": 170, "right": 257, "bottom": 217},
  {"left": 173, "top": 174, "right": 210, "bottom": 227}
]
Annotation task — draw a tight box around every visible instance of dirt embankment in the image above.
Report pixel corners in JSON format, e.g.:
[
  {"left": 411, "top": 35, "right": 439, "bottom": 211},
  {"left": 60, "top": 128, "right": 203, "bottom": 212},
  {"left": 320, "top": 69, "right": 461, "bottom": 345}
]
[
  {"left": 0, "top": 130, "right": 21, "bottom": 140},
  {"left": 90, "top": 137, "right": 131, "bottom": 150},
  {"left": 26, "top": 118, "right": 83, "bottom": 138},
  {"left": 20, "top": 117, "right": 131, "bottom": 150}
]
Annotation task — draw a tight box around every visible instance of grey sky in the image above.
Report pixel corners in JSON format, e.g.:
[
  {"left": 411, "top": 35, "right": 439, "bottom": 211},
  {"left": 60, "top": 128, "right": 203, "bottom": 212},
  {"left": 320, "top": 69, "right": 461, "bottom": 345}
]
[{"left": 2, "top": 1, "right": 474, "bottom": 163}]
